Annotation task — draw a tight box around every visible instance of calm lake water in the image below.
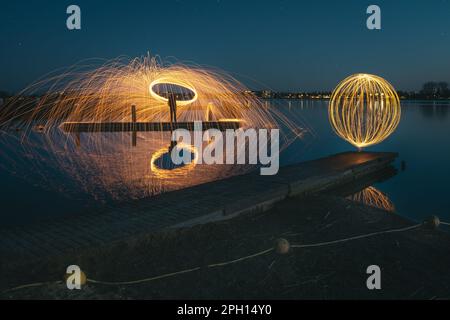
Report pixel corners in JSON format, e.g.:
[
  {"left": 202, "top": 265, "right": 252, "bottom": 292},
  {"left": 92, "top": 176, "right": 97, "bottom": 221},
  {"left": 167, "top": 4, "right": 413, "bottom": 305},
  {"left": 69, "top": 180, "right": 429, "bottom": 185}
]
[
  {"left": 280, "top": 99, "right": 450, "bottom": 224},
  {"left": 1, "top": 99, "right": 449, "bottom": 227}
]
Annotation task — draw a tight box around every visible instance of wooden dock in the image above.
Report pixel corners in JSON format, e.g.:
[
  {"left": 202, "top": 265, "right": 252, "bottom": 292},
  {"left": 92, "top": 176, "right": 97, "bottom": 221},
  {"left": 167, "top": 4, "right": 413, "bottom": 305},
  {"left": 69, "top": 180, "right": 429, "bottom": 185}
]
[
  {"left": 0, "top": 151, "right": 397, "bottom": 266},
  {"left": 61, "top": 120, "right": 243, "bottom": 133}
]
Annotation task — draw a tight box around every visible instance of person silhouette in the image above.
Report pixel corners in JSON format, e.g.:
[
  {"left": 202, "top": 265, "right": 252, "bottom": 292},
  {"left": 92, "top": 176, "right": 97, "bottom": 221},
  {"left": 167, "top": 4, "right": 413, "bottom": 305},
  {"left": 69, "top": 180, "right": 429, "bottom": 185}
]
[{"left": 168, "top": 93, "right": 177, "bottom": 125}]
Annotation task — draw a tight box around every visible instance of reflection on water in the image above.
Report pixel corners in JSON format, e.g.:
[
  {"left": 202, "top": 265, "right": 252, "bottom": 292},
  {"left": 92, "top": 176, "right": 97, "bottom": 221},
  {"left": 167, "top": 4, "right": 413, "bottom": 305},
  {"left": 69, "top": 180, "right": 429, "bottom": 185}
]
[
  {"left": 420, "top": 103, "right": 449, "bottom": 119},
  {"left": 150, "top": 143, "right": 198, "bottom": 176},
  {"left": 347, "top": 186, "right": 395, "bottom": 213},
  {"left": 1, "top": 100, "right": 450, "bottom": 226},
  {"left": 0, "top": 129, "right": 254, "bottom": 202},
  {"left": 277, "top": 100, "right": 450, "bottom": 223},
  {"left": 0, "top": 111, "right": 299, "bottom": 226}
]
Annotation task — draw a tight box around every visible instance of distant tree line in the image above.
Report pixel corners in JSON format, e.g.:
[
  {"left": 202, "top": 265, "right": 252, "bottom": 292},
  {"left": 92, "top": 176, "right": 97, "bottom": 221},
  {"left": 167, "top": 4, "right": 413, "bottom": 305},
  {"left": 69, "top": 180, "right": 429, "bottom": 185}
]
[
  {"left": 1, "top": 82, "right": 450, "bottom": 104},
  {"left": 399, "top": 81, "right": 450, "bottom": 100},
  {"left": 253, "top": 82, "right": 450, "bottom": 100}
]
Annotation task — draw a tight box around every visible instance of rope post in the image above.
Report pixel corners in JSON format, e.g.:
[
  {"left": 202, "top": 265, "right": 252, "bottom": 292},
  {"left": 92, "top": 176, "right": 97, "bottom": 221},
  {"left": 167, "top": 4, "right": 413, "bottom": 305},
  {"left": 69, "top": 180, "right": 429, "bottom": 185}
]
[
  {"left": 424, "top": 215, "right": 440, "bottom": 229},
  {"left": 275, "top": 238, "right": 290, "bottom": 255}
]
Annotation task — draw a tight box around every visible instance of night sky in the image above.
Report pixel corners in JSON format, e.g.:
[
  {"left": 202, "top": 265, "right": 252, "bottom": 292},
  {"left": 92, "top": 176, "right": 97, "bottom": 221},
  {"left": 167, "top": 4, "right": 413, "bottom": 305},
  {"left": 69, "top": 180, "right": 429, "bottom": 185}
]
[{"left": 1, "top": 0, "right": 450, "bottom": 92}]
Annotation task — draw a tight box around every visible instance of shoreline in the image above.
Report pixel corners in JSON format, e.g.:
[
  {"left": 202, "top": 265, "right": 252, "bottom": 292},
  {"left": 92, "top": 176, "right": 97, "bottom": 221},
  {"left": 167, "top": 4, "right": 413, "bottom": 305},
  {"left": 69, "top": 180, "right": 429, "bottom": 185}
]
[{"left": 2, "top": 194, "right": 449, "bottom": 299}]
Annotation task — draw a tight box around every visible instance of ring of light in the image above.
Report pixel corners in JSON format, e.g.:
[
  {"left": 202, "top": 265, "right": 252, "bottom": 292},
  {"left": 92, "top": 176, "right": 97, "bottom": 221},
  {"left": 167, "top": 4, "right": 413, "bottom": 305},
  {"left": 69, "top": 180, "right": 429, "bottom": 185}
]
[
  {"left": 150, "top": 143, "right": 199, "bottom": 178},
  {"left": 149, "top": 78, "right": 198, "bottom": 106}
]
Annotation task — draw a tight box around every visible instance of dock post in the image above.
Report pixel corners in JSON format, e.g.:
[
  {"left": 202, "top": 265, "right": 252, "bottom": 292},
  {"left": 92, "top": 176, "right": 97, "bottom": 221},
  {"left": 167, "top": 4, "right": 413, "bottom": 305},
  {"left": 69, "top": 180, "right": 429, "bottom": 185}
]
[
  {"left": 131, "top": 105, "right": 137, "bottom": 147},
  {"left": 205, "top": 103, "right": 213, "bottom": 142},
  {"left": 74, "top": 132, "right": 80, "bottom": 148},
  {"left": 206, "top": 103, "right": 213, "bottom": 122}
]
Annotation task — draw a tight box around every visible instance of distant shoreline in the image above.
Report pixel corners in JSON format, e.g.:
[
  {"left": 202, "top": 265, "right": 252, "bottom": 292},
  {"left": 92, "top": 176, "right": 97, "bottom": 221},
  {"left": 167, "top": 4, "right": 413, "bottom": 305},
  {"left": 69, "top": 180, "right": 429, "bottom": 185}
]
[
  {"left": 259, "top": 97, "right": 450, "bottom": 102},
  {"left": 259, "top": 98, "right": 450, "bottom": 104}
]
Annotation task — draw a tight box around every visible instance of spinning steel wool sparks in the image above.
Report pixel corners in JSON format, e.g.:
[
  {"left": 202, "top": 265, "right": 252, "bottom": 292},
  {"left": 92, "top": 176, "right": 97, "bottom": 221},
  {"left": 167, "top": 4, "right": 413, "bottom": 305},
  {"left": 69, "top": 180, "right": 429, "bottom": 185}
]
[
  {"left": 1, "top": 56, "right": 276, "bottom": 131},
  {"left": 328, "top": 74, "right": 401, "bottom": 149},
  {"left": 0, "top": 56, "right": 304, "bottom": 201}
]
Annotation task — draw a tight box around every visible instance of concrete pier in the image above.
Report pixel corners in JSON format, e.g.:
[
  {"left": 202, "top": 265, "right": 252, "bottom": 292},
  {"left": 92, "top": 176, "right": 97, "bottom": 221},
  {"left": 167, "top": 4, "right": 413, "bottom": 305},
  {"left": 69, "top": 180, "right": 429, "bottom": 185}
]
[{"left": 0, "top": 151, "right": 397, "bottom": 266}]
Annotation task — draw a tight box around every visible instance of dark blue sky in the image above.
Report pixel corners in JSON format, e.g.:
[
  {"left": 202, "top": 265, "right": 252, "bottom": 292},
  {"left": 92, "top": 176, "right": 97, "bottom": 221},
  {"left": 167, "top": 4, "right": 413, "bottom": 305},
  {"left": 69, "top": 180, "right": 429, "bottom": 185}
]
[{"left": 1, "top": 0, "right": 450, "bottom": 92}]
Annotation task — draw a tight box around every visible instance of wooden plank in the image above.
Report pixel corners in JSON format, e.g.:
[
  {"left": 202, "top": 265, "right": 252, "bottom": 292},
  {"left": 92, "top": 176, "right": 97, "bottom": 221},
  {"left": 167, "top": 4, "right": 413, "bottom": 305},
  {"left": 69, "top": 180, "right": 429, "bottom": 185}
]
[{"left": 61, "top": 121, "right": 243, "bottom": 133}]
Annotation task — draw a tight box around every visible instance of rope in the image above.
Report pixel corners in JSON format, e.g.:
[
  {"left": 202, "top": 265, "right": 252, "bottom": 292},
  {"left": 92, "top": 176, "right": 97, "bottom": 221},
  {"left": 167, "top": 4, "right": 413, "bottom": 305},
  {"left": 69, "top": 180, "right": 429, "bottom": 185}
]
[
  {"left": 2, "top": 281, "right": 62, "bottom": 294},
  {"left": 291, "top": 224, "right": 421, "bottom": 249},
  {"left": 87, "top": 267, "right": 202, "bottom": 286},
  {"left": 88, "top": 248, "right": 274, "bottom": 286},
  {"left": 1, "top": 221, "right": 445, "bottom": 293},
  {"left": 207, "top": 248, "right": 273, "bottom": 268}
]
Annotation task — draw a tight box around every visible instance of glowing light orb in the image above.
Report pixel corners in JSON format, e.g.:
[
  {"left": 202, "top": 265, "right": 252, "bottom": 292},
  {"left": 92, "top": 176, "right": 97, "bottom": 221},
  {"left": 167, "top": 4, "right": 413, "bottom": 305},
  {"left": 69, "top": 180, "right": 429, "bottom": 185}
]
[{"left": 328, "top": 74, "right": 401, "bottom": 149}]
